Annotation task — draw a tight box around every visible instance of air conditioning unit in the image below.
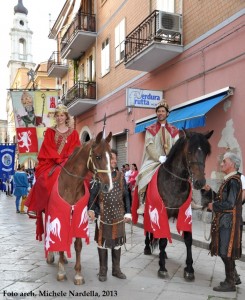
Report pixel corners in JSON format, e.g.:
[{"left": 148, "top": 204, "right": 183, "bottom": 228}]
[{"left": 156, "top": 11, "right": 182, "bottom": 36}]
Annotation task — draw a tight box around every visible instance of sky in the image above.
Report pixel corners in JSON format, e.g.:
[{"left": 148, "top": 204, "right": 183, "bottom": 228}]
[{"left": 0, "top": 0, "right": 66, "bottom": 120}]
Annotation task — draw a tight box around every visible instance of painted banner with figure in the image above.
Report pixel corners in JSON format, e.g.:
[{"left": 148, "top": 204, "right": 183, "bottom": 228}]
[{"left": 11, "top": 90, "right": 58, "bottom": 164}]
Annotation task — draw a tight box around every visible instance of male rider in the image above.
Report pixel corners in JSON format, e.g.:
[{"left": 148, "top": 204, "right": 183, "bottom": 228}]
[{"left": 136, "top": 99, "right": 179, "bottom": 214}]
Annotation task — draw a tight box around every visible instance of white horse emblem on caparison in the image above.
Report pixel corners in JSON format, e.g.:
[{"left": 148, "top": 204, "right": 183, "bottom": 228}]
[
  {"left": 149, "top": 205, "right": 160, "bottom": 231},
  {"left": 45, "top": 215, "right": 61, "bottom": 250},
  {"left": 17, "top": 130, "right": 32, "bottom": 152},
  {"left": 185, "top": 204, "right": 192, "bottom": 224}
]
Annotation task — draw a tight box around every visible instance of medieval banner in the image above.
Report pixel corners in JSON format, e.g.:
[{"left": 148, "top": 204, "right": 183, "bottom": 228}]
[
  {"left": 11, "top": 90, "right": 58, "bottom": 164},
  {"left": 0, "top": 144, "right": 16, "bottom": 179},
  {"left": 16, "top": 127, "right": 38, "bottom": 153}
]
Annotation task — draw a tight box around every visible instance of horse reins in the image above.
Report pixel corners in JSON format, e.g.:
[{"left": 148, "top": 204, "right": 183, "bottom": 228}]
[
  {"left": 161, "top": 149, "right": 205, "bottom": 210},
  {"left": 161, "top": 149, "right": 205, "bottom": 184},
  {"left": 161, "top": 163, "right": 189, "bottom": 182}
]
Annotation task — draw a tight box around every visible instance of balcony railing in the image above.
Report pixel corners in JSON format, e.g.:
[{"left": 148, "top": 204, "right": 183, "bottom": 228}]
[
  {"left": 47, "top": 51, "right": 68, "bottom": 70},
  {"left": 63, "top": 81, "right": 96, "bottom": 106},
  {"left": 47, "top": 51, "right": 68, "bottom": 77},
  {"left": 125, "top": 10, "right": 182, "bottom": 64},
  {"left": 61, "top": 12, "right": 96, "bottom": 53}
]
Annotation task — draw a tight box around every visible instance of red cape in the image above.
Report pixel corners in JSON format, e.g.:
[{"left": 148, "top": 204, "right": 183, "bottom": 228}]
[
  {"left": 26, "top": 128, "right": 81, "bottom": 213},
  {"left": 44, "top": 179, "right": 90, "bottom": 258},
  {"left": 132, "top": 168, "right": 192, "bottom": 242}
]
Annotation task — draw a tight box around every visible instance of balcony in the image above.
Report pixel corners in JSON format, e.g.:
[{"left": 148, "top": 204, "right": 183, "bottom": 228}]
[
  {"left": 62, "top": 81, "right": 97, "bottom": 116},
  {"left": 47, "top": 51, "right": 69, "bottom": 78},
  {"left": 125, "top": 10, "right": 183, "bottom": 72},
  {"left": 61, "top": 12, "right": 96, "bottom": 60}
]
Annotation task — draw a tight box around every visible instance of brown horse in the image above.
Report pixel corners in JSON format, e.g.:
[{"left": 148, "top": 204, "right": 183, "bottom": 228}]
[
  {"left": 144, "top": 130, "right": 213, "bottom": 280},
  {"left": 45, "top": 131, "right": 112, "bottom": 285}
]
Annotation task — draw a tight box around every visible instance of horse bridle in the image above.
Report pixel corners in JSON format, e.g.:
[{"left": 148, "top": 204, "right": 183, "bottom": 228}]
[
  {"left": 53, "top": 148, "right": 111, "bottom": 180},
  {"left": 87, "top": 148, "right": 111, "bottom": 175},
  {"left": 162, "top": 148, "right": 205, "bottom": 183}
]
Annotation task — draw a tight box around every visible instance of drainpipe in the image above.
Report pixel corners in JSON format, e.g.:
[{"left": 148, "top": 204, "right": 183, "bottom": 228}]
[
  {"left": 149, "top": 0, "right": 152, "bottom": 14},
  {"left": 124, "top": 129, "right": 129, "bottom": 164}
]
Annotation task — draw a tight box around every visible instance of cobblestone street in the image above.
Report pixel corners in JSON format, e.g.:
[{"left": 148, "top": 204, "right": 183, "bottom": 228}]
[{"left": 0, "top": 192, "right": 244, "bottom": 300}]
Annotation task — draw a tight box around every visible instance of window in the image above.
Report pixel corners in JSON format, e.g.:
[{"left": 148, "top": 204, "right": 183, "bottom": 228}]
[
  {"left": 19, "top": 38, "right": 27, "bottom": 60},
  {"left": 62, "top": 82, "right": 67, "bottom": 94},
  {"left": 87, "top": 55, "right": 94, "bottom": 81},
  {"left": 115, "top": 19, "right": 125, "bottom": 65},
  {"left": 101, "top": 38, "right": 110, "bottom": 76},
  {"left": 79, "top": 63, "right": 85, "bottom": 81}
]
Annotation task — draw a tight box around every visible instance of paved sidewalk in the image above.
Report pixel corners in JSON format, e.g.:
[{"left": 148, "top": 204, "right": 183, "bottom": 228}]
[
  {"left": 137, "top": 211, "right": 245, "bottom": 262},
  {"left": 0, "top": 192, "right": 244, "bottom": 300}
]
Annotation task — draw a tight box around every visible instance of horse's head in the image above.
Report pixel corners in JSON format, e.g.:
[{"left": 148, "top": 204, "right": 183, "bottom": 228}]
[
  {"left": 183, "top": 129, "right": 213, "bottom": 190},
  {"left": 88, "top": 131, "right": 113, "bottom": 193}
]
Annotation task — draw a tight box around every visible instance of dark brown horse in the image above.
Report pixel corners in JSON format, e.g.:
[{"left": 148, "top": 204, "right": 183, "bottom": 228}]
[
  {"left": 144, "top": 130, "right": 213, "bottom": 280},
  {"left": 46, "top": 131, "right": 112, "bottom": 285}
]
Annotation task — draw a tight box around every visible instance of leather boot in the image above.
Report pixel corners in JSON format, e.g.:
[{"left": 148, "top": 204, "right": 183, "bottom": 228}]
[
  {"left": 214, "top": 259, "right": 236, "bottom": 292},
  {"left": 234, "top": 267, "right": 241, "bottom": 285},
  {"left": 220, "top": 266, "right": 241, "bottom": 286},
  {"left": 112, "top": 248, "right": 126, "bottom": 279},
  {"left": 98, "top": 248, "right": 108, "bottom": 282}
]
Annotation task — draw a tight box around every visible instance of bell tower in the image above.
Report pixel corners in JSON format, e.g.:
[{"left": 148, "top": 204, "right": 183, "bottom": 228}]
[{"left": 8, "top": 0, "right": 35, "bottom": 85}]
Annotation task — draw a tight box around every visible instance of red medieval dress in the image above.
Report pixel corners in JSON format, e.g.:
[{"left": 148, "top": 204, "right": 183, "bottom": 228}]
[{"left": 26, "top": 127, "right": 81, "bottom": 240}]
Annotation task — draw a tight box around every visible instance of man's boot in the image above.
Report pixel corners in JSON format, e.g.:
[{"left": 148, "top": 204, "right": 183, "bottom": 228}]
[
  {"left": 234, "top": 267, "right": 241, "bottom": 285},
  {"left": 214, "top": 259, "right": 236, "bottom": 292},
  {"left": 112, "top": 248, "right": 126, "bottom": 279},
  {"left": 98, "top": 248, "right": 108, "bottom": 282},
  {"left": 220, "top": 264, "right": 241, "bottom": 286}
]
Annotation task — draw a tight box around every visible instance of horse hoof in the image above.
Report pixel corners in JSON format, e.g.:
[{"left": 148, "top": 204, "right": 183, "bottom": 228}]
[
  {"left": 184, "top": 270, "right": 195, "bottom": 281},
  {"left": 46, "top": 252, "right": 55, "bottom": 264},
  {"left": 57, "top": 273, "right": 67, "bottom": 281},
  {"left": 158, "top": 269, "right": 168, "bottom": 279},
  {"left": 144, "top": 248, "right": 152, "bottom": 255},
  {"left": 74, "top": 275, "right": 85, "bottom": 285}
]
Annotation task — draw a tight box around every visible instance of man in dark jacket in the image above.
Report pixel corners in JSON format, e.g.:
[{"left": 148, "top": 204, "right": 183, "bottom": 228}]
[
  {"left": 88, "top": 149, "right": 131, "bottom": 282},
  {"left": 202, "top": 152, "right": 243, "bottom": 292}
]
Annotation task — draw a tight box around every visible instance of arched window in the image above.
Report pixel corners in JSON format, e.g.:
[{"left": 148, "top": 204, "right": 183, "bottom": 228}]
[
  {"left": 81, "top": 131, "right": 90, "bottom": 143},
  {"left": 80, "top": 126, "right": 91, "bottom": 143},
  {"left": 19, "top": 38, "right": 26, "bottom": 60}
]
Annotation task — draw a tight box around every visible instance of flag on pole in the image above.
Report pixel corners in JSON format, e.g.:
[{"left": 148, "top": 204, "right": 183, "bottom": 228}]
[
  {"left": 10, "top": 90, "right": 59, "bottom": 165},
  {"left": 0, "top": 144, "right": 16, "bottom": 178},
  {"left": 16, "top": 128, "right": 38, "bottom": 153}
]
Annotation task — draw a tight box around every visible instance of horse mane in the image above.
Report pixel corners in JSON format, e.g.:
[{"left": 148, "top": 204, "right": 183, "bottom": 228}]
[
  {"left": 187, "top": 132, "right": 211, "bottom": 155},
  {"left": 166, "top": 131, "right": 211, "bottom": 166},
  {"left": 165, "top": 136, "right": 185, "bottom": 166}
]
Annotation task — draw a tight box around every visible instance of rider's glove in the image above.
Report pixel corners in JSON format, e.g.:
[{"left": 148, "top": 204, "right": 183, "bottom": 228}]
[{"left": 159, "top": 156, "right": 166, "bottom": 164}]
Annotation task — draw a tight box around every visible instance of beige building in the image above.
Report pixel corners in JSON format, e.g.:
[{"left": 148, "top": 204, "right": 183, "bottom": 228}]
[{"left": 0, "top": 120, "right": 7, "bottom": 143}]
